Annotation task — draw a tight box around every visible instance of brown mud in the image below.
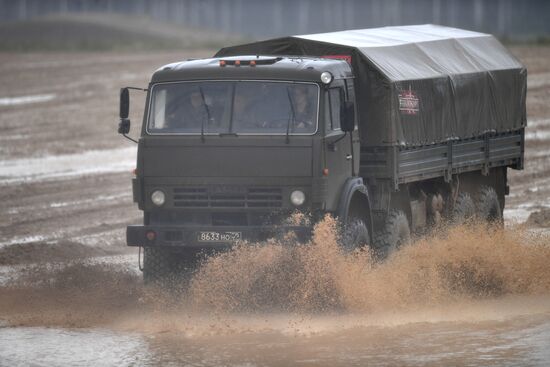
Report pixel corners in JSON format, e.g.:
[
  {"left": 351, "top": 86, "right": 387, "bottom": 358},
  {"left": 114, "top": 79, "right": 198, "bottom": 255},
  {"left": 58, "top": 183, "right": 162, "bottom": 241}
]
[
  {"left": 1, "top": 217, "right": 549, "bottom": 335},
  {"left": 528, "top": 208, "right": 550, "bottom": 227}
]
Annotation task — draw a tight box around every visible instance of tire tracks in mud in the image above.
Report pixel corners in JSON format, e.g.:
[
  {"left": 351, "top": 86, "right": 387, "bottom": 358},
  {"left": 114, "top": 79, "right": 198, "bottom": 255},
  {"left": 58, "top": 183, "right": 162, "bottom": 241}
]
[
  {"left": 0, "top": 172, "right": 140, "bottom": 264},
  {"left": 0, "top": 51, "right": 200, "bottom": 265}
]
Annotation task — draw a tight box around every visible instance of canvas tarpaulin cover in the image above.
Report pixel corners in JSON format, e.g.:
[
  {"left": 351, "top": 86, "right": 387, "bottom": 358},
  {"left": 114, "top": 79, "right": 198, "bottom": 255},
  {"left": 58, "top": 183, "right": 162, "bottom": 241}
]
[{"left": 216, "top": 25, "right": 527, "bottom": 147}]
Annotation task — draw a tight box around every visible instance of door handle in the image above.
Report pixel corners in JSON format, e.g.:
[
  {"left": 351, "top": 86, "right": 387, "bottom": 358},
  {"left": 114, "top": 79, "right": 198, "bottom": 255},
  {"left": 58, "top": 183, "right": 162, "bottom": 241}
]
[{"left": 346, "top": 154, "right": 352, "bottom": 160}]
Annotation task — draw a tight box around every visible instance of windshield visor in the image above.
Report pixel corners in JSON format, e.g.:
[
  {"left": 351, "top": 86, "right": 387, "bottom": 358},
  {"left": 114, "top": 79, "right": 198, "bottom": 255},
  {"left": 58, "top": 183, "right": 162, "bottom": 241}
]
[{"left": 147, "top": 81, "right": 319, "bottom": 135}]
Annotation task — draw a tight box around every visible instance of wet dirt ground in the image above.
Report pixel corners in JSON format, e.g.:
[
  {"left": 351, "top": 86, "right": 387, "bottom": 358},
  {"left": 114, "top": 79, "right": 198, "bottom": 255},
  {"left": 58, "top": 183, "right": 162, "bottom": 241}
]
[{"left": 1, "top": 46, "right": 550, "bottom": 366}]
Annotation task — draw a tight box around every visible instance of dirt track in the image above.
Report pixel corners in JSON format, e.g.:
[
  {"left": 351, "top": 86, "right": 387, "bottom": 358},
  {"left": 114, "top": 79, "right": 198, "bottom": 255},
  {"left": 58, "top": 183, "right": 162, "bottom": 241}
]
[
  {"left": 1, "top": 46, "right": 550, "bottom": 265},
  {"left": 498, "top": 46, "right": 550, "bottom": 222},
  {"left": 0, "top": 50, "right": 210, "bottom": 264}
]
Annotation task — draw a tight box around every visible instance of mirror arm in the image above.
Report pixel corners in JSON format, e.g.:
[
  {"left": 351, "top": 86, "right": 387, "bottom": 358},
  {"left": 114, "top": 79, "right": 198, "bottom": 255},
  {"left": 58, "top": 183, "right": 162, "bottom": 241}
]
[
  {"left": 332, "top": 131, "right": 347, "bottom": 145},
  {"left": 122, "top": 134, "right": 138, "bottom": 144},
  {"left": 327, "top": 131, "right": 347, "bottom": 151},
  {"left": 118, "top": 86, "right": 147, "bottom": 144},
  {"left": 126, "top": 87, "right": 148, "bottom": 92}
]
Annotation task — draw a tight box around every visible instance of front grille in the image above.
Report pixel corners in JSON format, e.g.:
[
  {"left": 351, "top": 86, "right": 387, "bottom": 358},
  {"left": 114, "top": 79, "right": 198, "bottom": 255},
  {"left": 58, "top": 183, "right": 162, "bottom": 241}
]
[
  {"left": 173, "top": 186, "right": 283, "bottom": 209},
  {"left": 149, "top": 210, "right": 288, "bottom": 226}
]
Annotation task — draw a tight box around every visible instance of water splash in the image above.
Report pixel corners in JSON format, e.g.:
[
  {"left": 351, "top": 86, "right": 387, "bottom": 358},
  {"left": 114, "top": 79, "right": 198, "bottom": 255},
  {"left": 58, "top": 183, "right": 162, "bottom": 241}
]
[
  {"left": 1, "top": 216, "right": 550, "bottom": 331},
  {"left": 190, "top": 216, "right": 550, "bottom": 313}
]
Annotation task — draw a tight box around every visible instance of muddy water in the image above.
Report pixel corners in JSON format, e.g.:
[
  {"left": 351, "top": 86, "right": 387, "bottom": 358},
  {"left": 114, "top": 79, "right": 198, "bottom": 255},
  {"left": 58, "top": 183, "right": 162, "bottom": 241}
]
[
  {"left": 1, "top": 219, "right": 550, "bottom": 366},
  {"left": 2, "top": 313, "right": 550, "bottom": 366}
]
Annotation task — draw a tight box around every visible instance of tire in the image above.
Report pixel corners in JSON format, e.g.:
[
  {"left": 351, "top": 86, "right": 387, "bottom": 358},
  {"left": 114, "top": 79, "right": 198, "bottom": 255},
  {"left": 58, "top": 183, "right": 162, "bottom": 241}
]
[
  {"left": 374, "top": 210, "right": 411, "bottom": 258},
  {"left": 143, "top": 247, "right": 168, "bottom": 284},
  {"left": 340, "top": 217, "right": 370, "bottom": 252},
  {"left": 143, "top": 247, "right": 199, "bottom": 286},
  {"left": 452, "top": 192, "right": 476, "bottom": 225},
  {"left": 476, "top": 186, "right": 502, "bottom": 223}
]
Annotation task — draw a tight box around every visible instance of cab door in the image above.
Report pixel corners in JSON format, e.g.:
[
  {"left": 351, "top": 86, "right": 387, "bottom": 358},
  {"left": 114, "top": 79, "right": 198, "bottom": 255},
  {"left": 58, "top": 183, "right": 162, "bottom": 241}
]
[{"left": 324, "top": 86, "right": 353, "bottom": 210}]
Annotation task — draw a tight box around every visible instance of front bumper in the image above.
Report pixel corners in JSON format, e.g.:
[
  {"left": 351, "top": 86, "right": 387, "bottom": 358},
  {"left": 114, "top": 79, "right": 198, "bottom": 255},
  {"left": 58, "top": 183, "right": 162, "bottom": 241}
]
[{"left": 126, "top": 224, "right": 312, "bottom": 248}]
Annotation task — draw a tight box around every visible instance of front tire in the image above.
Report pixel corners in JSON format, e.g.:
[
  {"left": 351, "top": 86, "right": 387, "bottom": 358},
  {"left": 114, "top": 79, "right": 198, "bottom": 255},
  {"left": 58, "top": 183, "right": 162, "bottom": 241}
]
[
  {"left": 143, "top": 247, "right": 199, "bottom": 286},
  {"left": 340, "top": 217, "right": 370, "bottom": 252}
]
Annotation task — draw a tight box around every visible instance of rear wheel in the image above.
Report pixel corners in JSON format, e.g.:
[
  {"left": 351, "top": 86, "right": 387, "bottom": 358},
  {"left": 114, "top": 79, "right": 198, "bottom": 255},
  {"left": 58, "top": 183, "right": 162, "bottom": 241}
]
[
  {"left": 374, "top": 210, "right": 411, "bottom": 258},
  {"left": 452, "top": 192, "right": 476, "bottom": 225},
  {"left": 476, "top": 186, "right": 502, "bottom": 223}
]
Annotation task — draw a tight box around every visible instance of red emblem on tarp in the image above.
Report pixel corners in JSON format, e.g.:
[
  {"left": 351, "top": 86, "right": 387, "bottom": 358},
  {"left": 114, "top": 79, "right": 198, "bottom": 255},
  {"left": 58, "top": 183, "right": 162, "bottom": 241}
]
[
  {"left": 398, "top": 86, "right": 420, "bottom": 115},
  {"left": 321, "top": 55, "right": 352, "bottom": 64}
]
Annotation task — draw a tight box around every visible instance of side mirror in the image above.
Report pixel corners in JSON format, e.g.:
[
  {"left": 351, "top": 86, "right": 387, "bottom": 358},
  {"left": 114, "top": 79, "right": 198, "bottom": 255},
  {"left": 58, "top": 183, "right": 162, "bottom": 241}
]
[
  {"left": 118, "top": 118, "right": 130, "bottom": 135},
  {"left": 340, "top": 101, "right": 355, "bottom": 132},
  {"left": 120, "top": 88, "right": 129, "bottom": 119},
  {"left": 118, "top": 86, "right": 145, "bottom": 143},
  {"left": 118, "top": 88, "right": 130, "bottom": 135}
]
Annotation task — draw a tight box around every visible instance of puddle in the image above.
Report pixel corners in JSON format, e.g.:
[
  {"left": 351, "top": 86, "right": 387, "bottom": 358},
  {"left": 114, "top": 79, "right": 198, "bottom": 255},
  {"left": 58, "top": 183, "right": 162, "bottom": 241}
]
[
  {"left": 0, "top": 147, "right": 136, "bottom": 184},
  {"left": 0, "top": 94, "right": 56, "bottom": 107}
]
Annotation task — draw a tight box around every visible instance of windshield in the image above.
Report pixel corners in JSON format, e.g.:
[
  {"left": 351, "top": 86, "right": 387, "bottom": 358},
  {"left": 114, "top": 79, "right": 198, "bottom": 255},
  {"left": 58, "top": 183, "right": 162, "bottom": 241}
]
[{"left": 147, "top": 81, "right": 318, "bottom": 135}]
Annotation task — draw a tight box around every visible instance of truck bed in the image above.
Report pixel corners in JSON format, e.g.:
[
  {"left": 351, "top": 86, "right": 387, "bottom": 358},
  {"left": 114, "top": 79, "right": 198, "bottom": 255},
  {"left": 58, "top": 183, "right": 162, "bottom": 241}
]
[{"left": 360, "top": 129, "right": 524, "bottom": 189}]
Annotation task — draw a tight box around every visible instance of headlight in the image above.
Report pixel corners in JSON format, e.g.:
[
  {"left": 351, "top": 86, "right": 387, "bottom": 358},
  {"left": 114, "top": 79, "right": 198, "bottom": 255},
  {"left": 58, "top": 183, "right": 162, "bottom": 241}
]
[
  {"left": 290, "top": 190, "right": 306, "bottom": 206},
  {"left": 151, "top": 190, "right": 166, "bottom": 206},
  {"left": 320, "top": 71, "right": 333, "bottom": 84}
]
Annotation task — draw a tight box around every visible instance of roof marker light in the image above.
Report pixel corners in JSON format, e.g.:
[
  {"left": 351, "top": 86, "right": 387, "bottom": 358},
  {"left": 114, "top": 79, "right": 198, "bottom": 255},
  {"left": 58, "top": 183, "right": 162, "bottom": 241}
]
[
  {"left": 320, "top": 71, "right": 333, "bottom": 84},
  {"left": 250, "top": 60, "right": 256, "bottom": 67},
  {"left": 235, "top": 60, "right": 241, "bottom": 66},
  {"left": 219, "top": 60, "right": 226, "bottom": 67}
]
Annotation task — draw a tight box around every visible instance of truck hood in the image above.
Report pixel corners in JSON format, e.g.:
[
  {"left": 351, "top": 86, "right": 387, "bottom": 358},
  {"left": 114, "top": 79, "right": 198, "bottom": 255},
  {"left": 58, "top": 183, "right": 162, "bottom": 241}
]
[{"left": 140, "top": 137, "right": 313, "bottom": 178}]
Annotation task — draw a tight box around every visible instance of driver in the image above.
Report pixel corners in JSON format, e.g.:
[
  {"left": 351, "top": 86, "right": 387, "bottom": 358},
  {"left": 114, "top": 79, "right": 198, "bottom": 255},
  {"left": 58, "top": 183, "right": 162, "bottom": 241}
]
[
  {"left": 166, "top": 90, "right": 209, "bottom": 131},
  {"left": 291, "top": 85, "right": 315, "bottom": 131}
]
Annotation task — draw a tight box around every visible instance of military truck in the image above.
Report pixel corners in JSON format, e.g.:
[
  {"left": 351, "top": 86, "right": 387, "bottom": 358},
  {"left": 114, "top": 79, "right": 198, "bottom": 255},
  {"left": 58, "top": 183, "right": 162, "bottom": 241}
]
[{"left": 119, "top": 25, "right": 526, "bottom": 282}]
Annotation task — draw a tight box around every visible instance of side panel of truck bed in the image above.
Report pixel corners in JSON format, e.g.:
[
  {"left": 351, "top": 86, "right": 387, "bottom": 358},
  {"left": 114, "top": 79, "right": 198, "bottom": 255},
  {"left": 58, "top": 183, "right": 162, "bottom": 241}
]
[{"left": 360, "top": 130, "right": 523, "bottom": 188}]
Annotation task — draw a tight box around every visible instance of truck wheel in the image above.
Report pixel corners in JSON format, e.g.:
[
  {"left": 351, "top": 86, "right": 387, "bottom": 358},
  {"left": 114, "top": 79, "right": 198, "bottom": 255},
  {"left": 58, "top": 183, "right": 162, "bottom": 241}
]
[
  {"left": 143, "top": 247, "right": 198, "bottom": 286},
  {"left": 143, "top": 247, "right": 170, "bottom": 284},
  {"left": 476, "top": 186, "right": 502, "bottom": 223},
  {"left": 374, "top": 210, "right": 411, "bottom": 258},
  {"left": 340, "top": 217, "right": 370, "bottom": 252},
  {"left": 452, "top": 192, "right": 476, "bottom": 224}
]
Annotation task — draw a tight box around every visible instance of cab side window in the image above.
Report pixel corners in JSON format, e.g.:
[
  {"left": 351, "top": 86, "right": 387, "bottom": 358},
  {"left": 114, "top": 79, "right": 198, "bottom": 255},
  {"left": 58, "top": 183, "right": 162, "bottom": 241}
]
[{"left": 328, "top": 88, "right": 342, "bottom": 130}]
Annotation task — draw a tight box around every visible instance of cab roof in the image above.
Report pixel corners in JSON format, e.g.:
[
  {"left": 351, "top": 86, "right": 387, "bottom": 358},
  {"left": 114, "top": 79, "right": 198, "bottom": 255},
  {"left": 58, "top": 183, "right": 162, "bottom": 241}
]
[{"left": 150, "top": 55, "right": 352, "bottom": 84}]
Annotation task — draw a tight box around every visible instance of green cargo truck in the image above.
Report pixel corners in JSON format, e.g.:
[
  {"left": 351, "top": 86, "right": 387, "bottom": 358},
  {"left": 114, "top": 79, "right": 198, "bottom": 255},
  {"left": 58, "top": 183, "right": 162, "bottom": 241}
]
[{"left": 119, "top": 25, "right": 526, "bottom": 282}]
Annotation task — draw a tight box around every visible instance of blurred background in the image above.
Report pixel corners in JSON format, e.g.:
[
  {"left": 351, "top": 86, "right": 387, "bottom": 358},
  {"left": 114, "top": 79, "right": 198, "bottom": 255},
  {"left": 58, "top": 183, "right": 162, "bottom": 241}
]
[{"left": 1, "top": 0, "right": 550, "bottom": 52}]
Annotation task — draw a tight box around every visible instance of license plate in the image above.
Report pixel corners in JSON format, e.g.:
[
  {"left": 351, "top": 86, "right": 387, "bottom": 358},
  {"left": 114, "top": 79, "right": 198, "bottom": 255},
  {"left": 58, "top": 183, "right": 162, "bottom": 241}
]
[{"left": 197, "top": 231, "right": 242, "bottom": 242}]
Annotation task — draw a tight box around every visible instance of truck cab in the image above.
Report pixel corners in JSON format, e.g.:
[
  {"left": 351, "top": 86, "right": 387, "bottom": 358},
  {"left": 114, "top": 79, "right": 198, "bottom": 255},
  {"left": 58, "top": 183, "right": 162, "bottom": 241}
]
[{"left": 122, "top": 55, "right": 369, "bottom": 282}]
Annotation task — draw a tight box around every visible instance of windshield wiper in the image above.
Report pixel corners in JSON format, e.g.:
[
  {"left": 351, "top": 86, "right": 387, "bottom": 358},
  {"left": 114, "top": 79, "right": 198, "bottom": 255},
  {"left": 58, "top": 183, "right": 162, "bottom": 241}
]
[
  {"left": 198, "top": 86, "right": 212, "bottom": 142},
  {"left": 285, "top": 87, "right": 296, "bottom": 144}
]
